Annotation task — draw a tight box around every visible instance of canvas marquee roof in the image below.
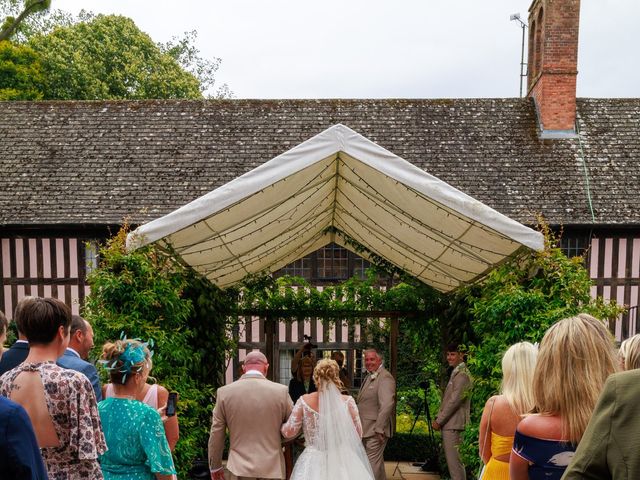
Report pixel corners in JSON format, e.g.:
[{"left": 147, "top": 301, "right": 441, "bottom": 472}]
[{"left": 127, "top": 124, "right": 544, "bottom": 292}]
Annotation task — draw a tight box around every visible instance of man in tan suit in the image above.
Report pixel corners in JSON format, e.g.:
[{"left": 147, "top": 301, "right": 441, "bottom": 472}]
[
  {"left": 432, "top": 344, "right": 471, "bottom": 480},
  {"left": 357, "top": 348, "right": 396, "bottom": 480},
  {"left": 209, "top": 351, "right": 293, "bottom": 480}
]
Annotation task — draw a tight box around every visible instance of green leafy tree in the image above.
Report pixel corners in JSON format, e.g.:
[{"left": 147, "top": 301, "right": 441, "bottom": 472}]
[
  {"left": 27, "top": 14, "right": 203, "bottom": 99},
  {"left": 0, "top": 39, "right": 43, "bottom": 99},
  {"left": 0, "top": 0, "right": 50, "bottom": 42}
]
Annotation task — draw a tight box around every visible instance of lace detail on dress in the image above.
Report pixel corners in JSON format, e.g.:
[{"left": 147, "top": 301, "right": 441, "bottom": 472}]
[
  {"left": 281, "top": 396, "right": 362, "bottom": 446},
  {"left": 281, "top": 392, "right": 372, "bottom": 480}
]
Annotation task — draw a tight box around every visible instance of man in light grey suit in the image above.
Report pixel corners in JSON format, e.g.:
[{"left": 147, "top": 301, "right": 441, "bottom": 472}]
[
  {"left": 208, "top": 351, "right": 293, "bottom": 480},
  {"left": 357, "top": 347, "right": 396, "bottom": 480},
  {"left": 432, "top": 344, "right": 471, "bottom": 480}
]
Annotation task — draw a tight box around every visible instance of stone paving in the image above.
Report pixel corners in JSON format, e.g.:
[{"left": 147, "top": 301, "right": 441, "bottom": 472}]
[{"left": 384, "top": 461, "right": 441, "bottom": 480}]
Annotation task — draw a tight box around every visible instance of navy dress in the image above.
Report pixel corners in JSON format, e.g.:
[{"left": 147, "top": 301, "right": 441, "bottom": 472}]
[
  {"left": 512, "top": 429, "right": 576, "bottom": 480},
  {"left": 0, "top": 395, "right": 48, "bottom": 479}
]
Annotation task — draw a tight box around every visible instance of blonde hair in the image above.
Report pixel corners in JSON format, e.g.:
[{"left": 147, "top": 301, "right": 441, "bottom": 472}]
[
  {"left": 533, "top": 313, "right": 618, "bottom": 443},
  {"left": 622, "top": 334, "right": 640, "bottom": 370},
  {"left": 312, "top": 358, "right": 344, "bottom": 392},
  {"left": 501, "top": 342, "right": 538, "bottom": 416},
  {"left": 102, "top": 339, "right": 151, "bottom": 385}
]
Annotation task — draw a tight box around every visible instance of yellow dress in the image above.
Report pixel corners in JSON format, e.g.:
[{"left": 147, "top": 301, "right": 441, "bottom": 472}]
[{"left": 483, "top": 432, "right": 513, "bottom": 480}]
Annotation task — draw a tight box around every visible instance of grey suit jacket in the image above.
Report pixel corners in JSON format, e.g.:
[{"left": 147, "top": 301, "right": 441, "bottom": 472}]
[
  {"left": 208, "top": 374, "right": 293, "bottom": 479},
  {"left": 436, "top": 363, "right": 471, "bottom": 430},
  {"left": 57, "top": 349, "right": 102, "bottom": 402},
  {"left": 357, "top": 367, "right": 396, "bottom": 438},
  {"left": 562, "top": 369, "right": 640, "bottom": 480}
]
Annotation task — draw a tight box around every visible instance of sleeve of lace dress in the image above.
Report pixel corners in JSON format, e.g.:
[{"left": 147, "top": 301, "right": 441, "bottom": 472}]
[
  {"left": 346, "top": 396, "right": 363, "bottom": 438},
  {"left": 281, "top": 398, "right": 304, "bottom": 439}
]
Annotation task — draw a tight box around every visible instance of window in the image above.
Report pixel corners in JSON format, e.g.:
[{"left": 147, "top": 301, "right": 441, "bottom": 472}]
[
  {"left": 279, "top": 256, "right": 312, "bottom": 279},
  {"left": 317, "top": 244, "right": 348, "bottom": 280},
  {"left": 560, "top": 236, "right": 589, "bottom": 259},
  {"left": 85, "top": 240, "right": 100, "bottom": 275},
  {"left": 275, "top": 243, "right": 371, "bottom": 283},
  {"left": 279, "top": 350, "right": 293, "bottom": 386}
]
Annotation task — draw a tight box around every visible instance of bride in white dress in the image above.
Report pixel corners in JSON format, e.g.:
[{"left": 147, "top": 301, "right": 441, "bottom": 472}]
[{"left": 281, "top": 358, "right": 374, "bottom": 480}]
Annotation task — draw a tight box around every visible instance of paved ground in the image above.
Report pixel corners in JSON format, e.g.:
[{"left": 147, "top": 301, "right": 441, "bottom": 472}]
[
  {"left": 384, "top": 461, "right": 441, "bottom": 480},
  {"left": 218, "top": 461, "right": 441, "bottom": 479}
]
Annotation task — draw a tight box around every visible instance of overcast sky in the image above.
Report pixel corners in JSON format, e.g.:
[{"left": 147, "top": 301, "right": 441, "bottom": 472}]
[{"left": 54, "top": 0, "right": 639, "bottom": 99}]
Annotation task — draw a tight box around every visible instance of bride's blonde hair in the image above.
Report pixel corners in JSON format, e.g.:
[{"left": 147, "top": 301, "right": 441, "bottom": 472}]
[{"left": 313, "top": 358, "right": 344, "bottom": 391}]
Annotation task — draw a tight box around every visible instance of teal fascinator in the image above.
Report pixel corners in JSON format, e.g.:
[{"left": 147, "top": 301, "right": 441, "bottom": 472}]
[{"left": 100, "top": 333, "right": 154, "bottom": 384}]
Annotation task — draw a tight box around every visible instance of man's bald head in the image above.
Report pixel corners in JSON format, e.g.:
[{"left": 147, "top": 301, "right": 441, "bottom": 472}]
[{"left": 243, "top": 351, "right": 269, "bottom": 376}]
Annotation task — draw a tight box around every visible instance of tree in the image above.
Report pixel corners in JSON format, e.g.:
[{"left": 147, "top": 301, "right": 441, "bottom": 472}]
[
  {"left": 160, "top": 30, "right": 231, "bottom": 99},
  {"left": 0, "top": 0, "right": 50, "bottom": 42},
  {"left": 27, "top": 14, "right": 204, "bottom": 100},
  {"left": 0, "top": 40, "right": 43, "bottom": 99}
]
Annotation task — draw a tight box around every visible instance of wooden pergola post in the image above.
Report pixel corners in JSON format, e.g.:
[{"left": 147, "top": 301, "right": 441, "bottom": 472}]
[
  {"left": 265, "top": 314, "right": 276, "bottom": 381},
  {"left": 389, "top": 316, "right": 399, "bottom": 379}
]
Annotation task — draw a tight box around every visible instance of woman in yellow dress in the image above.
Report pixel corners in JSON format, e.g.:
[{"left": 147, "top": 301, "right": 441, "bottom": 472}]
[{"left": 478, "top": 342, "right": 538, "bottom": 479}]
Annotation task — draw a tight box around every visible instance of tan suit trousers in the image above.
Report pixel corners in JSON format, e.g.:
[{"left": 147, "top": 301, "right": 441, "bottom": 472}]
[
  {"left": 442, "top": 429, "right": 466, "bottom": 480},
  {"left": 363, "top": 435, "right": 388, "bottom": 480}
]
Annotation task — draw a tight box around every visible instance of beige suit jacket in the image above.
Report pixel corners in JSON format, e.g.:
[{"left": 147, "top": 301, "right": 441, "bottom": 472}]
[
  {"left": 436, "top": 363, "right": 471, "bottom": 430},
  {"left": 208, "top": 374, "right": 293, "bottom": 479},
  {"left": 357, "top": 367, "right": 396, "bottom": 438}
]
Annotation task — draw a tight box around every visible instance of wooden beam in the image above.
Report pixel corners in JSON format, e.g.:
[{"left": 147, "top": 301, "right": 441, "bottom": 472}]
[
  {"left": 265, "top": 315, "right": 276, "bottom": 381},
  {"left": 390, "top": 317, "right": 399, "bottom": 380},
  {"left": 236, "top": 309, "right": 420, "bottom": 318}
]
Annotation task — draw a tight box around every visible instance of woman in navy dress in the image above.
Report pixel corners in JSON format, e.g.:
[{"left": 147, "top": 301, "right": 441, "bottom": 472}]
[{"left": 510, "top": 314, "right": 618, "bottom": 480}]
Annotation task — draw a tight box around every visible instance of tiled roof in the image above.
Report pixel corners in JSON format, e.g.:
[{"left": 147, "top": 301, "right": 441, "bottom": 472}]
[{"left": 0, "top": 98, "right": 638, "bottom": 227}]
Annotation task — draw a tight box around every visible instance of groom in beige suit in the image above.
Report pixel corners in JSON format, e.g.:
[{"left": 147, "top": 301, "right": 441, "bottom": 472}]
[
  {"left": 357, "top": 348, "right": 396, "bottom": 480},
  {"left": 432, "top": 344, "right": 471, "bottom": 480},
  {"left": 208, "top": 351, "right": 293, "bottom": 480}
]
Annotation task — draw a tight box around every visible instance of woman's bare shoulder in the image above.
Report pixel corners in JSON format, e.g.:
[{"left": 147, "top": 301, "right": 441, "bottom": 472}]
[
  {"left": 517, "top": 414, "right": 564, "bottom": 439},
  {"left": 484, "top": 394, "right": 508, "bottom": 410}
]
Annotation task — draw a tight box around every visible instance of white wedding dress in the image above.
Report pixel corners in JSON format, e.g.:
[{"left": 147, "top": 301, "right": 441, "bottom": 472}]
[{"left": 281, "top": 383, "right": 374, "bottom": 480}]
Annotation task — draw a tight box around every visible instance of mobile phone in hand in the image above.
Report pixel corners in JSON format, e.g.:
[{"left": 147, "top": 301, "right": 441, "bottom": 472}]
[{"left": 166, "top": 392, "right": 178, "bottom": 417}]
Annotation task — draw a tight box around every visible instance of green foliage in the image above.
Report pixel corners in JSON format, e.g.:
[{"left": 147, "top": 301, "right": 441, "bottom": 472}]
[
  {"left": 0, "top": 0, "right": 50, "bottom": 42},
  {"left": 1, "top": 3, "right": 231, "bottom": 99},
  {"left": 0, "top": 39, "right": 43, "bottom": 99},
  {"left": 83, "top": 227, "right": 234, "bottom": 477},
  {"left": 27, "top": 14, "right": 203, "bottom": 100},
  {"left": 456, "top": 224, "right": 624, "bottom": 473},
  {"left": 238, "top": 270, "right": 437, "bottom": 316}
]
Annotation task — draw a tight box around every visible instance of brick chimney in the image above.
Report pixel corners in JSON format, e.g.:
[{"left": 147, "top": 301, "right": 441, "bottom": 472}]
[{"left": 527, "top": 0, "right": 580, "bottom": 138}]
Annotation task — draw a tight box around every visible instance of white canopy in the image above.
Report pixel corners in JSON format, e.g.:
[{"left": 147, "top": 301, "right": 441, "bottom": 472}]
[{"left": 127, "top": 124, "right": 543, "bottom": 292}]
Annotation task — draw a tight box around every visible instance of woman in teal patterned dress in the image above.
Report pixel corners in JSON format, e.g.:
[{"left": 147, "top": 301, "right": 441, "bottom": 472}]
[{"left": 99, "top": 339, "right": 176, "bottom": 480}]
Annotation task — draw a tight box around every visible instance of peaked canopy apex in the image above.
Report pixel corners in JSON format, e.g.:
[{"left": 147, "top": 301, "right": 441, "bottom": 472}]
[{"left": 127, "top": 124, "right": 544, "bottom": 292}]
